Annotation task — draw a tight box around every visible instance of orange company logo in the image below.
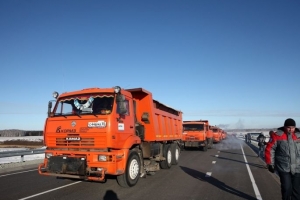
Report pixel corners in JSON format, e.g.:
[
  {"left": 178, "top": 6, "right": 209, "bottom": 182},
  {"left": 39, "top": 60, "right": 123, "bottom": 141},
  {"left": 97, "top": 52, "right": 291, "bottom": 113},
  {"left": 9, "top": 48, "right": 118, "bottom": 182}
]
[
  {"left": 56, "top": 126, "right": 76, "bottom": 133},
  {"left": 71, "top": 121, "right": 76, "bottom": 127}
]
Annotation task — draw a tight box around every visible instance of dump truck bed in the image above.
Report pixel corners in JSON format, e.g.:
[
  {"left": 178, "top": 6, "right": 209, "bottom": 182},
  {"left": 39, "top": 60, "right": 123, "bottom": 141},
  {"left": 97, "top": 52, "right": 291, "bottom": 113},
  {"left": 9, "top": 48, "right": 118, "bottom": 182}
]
[{"left": 126, "top": 88, "right": 182, "bottom": 142}]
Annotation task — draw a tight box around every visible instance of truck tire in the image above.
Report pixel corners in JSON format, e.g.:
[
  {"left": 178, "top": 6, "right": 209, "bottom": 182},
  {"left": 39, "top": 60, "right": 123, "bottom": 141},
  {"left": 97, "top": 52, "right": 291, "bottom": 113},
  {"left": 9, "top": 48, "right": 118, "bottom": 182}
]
[
  {"left": 117, "top": 150, "right": 141, "bottom": 187},
  {"left": 171, "top": 143, "right": 180, "bottom": 165},
  {"left": 160, "top": 144, "right": 172, "bottom": 169}
]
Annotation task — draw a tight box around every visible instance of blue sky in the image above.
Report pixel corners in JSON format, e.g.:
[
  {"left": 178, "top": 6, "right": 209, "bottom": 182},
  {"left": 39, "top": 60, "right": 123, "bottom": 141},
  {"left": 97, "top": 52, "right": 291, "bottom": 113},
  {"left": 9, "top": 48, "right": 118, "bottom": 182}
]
[{"left": 0, "top": 0, "right": 299, "bottom": 130}]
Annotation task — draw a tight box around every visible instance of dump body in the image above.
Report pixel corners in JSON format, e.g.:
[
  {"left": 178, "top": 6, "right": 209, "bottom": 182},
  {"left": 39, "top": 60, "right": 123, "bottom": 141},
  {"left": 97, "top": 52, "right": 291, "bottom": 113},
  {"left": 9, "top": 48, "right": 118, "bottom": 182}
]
[
  {"left": 38, "top": 87, "right": 182, "bottom": 187},
  {"left": 182, "top": 120, "right": 211, "bottom": 151},
  {"left": 127, "top": 88, "right": 182, "bottom": 142}
]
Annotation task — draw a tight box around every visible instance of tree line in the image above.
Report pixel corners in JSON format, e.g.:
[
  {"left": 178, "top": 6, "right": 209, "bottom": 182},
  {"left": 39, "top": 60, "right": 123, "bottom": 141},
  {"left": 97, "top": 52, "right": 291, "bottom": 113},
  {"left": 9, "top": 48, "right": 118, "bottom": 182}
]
[{"left": 0, "top": 129, "right": 43, "bottom": 137}]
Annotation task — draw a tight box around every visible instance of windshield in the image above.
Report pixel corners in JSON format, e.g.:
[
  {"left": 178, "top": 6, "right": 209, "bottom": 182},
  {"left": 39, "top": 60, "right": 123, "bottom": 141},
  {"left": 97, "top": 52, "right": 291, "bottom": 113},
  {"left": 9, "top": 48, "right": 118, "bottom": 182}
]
[
  {"left": 183, "top": 124, "right": 204, "bottom": 131},
  {"left": 53, "top": 94, "right": 114, "bottom": 116}
]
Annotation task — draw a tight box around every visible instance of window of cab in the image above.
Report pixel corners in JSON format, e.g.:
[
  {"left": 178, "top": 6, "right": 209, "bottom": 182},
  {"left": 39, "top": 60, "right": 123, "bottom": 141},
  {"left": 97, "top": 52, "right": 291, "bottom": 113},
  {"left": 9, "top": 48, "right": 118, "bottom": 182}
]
[{"left": 53, "top": 94, "right": 114, "bottom": 116}]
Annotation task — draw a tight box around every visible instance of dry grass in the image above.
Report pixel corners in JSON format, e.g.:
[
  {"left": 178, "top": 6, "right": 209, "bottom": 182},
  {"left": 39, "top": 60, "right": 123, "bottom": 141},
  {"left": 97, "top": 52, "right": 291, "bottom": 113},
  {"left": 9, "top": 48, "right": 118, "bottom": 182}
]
[{"left": 0, "top": 140, "right": 44, "bottom": 149}]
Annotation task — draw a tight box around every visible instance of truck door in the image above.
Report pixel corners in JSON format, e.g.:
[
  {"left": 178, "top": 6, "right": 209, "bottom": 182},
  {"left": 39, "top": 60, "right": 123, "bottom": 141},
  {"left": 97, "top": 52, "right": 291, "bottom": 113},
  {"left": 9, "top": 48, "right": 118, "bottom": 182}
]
[
  {"left": 133, "top": 100, "right": 145, "bottom": 140},
  {"left": 116, "top": 96, "right": 135, "bottom": 140}
]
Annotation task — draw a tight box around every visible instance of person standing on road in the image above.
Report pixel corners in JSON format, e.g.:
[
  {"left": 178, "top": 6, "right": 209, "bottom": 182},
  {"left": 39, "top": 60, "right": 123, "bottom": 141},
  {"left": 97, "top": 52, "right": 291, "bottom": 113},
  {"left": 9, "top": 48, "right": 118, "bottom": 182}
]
[
  {"left": 268, "top": 130, "right": 275, "bottom": 142},
  {"left": 257, "top": 133, "right": 266, "bottom": 158},
  {"left": 245, "top": 133, "right": 248, "bottom": 143},
  {"left": 248, "top": 133, "right": 252, "bottom": 144},
  {"left": 265, "top": 118, "right": 300, "bottom": 200},
  {"left": 270, "top": 130, "right": 275, "bottom": 136}
]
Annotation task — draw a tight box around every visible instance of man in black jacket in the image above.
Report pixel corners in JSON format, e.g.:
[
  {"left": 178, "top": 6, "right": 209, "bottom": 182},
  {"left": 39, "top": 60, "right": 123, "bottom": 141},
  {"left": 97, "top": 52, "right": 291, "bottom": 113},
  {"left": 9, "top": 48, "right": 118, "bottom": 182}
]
[{"left": 257, "top": 133, "right": 266, "bottom": 158}]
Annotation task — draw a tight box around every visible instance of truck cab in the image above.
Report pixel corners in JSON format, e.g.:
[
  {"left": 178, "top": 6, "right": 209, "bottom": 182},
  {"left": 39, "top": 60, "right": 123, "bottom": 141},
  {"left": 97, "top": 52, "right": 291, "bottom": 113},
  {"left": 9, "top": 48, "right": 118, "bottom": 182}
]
[
  {"left": 182, "top": 120, "right": 210, "bottom": 151},
  {"left": 210, "top": 126, "right": 222, "bottom": 143}
]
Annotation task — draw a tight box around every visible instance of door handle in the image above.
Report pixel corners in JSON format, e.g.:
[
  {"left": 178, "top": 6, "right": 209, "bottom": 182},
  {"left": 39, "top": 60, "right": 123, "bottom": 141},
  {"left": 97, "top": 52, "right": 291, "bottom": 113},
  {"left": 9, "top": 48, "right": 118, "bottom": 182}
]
[{"left": 130, "top": 126, "right": 133, "bottom": 128}]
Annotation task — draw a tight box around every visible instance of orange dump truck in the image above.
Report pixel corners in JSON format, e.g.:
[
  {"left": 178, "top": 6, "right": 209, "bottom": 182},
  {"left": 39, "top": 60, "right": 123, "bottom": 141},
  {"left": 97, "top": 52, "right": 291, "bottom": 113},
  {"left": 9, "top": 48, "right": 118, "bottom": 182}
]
[
  {"left": 182, "top": 120, "right": 212, "bottom": 151},
  {"left": 221, "top": 130, "right": 227, "bottom": 140},
  {"left": 210, "top": 126, "right": 222, "bottom": 143},
  {"left": 38, "top": 86, "right": 183, "bottom": 187},
  {"left": 203, "top": 120, "right": 213, "bottom": 148}
]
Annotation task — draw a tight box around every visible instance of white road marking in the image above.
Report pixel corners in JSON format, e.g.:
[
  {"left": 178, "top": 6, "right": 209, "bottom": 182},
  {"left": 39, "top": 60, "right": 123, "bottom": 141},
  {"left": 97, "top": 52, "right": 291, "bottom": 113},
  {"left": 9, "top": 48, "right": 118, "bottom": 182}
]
[
  {"left": 212, "top": 161, "right": 216, "bottom": 164},
  {"left": 240, "top": 144, "right": 262, "bottom": 200},
  {"left": 215, "top": 155, "right": 219, "bottom": 157},
  {"left": 205, "top": 172, "right": 212, "bottom": 177},
  {"left": 0, "top": 169, "right": 37, "bottom": 177},
  {"left": 18, "top": 181, "right": 82, "bottom": 200}
]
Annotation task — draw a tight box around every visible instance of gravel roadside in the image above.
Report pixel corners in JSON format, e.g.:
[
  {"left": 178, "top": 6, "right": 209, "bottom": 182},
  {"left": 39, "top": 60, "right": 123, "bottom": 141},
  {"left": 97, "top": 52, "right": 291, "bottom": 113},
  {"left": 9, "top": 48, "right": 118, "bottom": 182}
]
[{"left": 0, "top": 159, "right": 44, "bottom": 173}]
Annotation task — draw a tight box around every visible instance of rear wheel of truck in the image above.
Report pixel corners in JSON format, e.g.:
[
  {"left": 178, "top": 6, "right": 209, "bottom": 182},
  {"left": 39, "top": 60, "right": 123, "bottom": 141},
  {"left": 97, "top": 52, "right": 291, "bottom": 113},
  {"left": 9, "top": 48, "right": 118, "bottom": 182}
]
[
  {"left": 160, "top": 144, "right": 172, "bottom": 169},
  {"left": 117, "top": 150, "right": 140, "bottom": 187},
  {"left": 171, "top": 143, "right": 180, "bottom": 165}
]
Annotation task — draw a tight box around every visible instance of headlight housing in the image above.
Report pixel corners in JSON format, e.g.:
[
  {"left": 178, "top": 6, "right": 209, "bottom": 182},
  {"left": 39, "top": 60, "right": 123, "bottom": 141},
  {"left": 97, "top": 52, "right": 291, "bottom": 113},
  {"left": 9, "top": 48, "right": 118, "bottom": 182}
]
[
  {"left": 53, "top": 91, "right": 59, "bottom": 99},
  {"left": 98, "top": 155, "right": 112, "bottom": 162},
  {"left": 45, "top": 153, "right": 53, "bottom": 159},
  {"left": 114, "top": 86, "right": 121, "bottom": 94}
]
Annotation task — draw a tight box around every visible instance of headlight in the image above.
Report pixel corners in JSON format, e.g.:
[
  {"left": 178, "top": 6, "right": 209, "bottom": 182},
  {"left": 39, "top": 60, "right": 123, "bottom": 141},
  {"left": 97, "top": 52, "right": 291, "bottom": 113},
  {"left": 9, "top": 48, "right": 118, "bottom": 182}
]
[
  {"left": 98, "top": 155, "right": 107, "bottom": 161},
  {"left": 45, "top": 153, "right": 53, "bottom": 158},
  {"left": 114, "top": 86, "right": 121, "bottom": 94},
  {"left": 98, "top": 155, "right": 112, "bottom": 162},
  {"left": 53, "top": 91, "right": 59, "bottom": 99}
]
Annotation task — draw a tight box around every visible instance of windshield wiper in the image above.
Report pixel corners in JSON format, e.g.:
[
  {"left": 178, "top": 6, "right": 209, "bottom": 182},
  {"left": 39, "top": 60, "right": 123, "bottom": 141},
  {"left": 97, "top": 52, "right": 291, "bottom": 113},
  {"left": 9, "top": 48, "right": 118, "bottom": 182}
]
[{"left": 74, "top": 111, "right": 82, "bottom": 118}]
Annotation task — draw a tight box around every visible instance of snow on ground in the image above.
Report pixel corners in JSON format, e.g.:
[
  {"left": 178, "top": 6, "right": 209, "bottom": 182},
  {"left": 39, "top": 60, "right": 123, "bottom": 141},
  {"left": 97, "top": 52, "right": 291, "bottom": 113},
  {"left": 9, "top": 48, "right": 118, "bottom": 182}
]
[
  {"left": 0, "top": 136, "right": 43, "bottom": 142},
  {"left": 0, "top": 136, "right": 45, "bottom": 165}
]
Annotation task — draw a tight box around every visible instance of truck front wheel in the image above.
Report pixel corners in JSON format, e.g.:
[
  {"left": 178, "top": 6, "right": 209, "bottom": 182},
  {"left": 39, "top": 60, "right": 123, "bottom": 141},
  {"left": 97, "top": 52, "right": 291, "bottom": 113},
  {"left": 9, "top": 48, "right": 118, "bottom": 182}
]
[{"left": 117, "top": 150, "right": 141, "bottom": 187}]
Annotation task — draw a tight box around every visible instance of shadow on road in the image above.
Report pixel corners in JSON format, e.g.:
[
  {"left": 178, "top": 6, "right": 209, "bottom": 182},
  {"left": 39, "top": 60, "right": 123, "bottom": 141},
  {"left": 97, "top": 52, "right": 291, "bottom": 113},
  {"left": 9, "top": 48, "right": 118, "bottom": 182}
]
[
  {"left": 180, "top": 166, "right": 257, "bottom": 200},
  {"left": 103, "top": 190, "right": 119, "bottom": 200},
  {"left": 212, "top": 156, "right": 267, "bottom": 169},
  {"left": 245, "top": 142, "right": 261, "bottom": 155},
  {"left": 220, "top": 150, "right": 258, "bottom": 158}
]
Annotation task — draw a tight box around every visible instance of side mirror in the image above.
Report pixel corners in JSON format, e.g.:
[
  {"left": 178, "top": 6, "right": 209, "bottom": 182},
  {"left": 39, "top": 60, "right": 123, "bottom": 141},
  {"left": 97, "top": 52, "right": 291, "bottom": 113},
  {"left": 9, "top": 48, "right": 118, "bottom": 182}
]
[
  {"left": 116, "top": 93, "right": 125, "bottom": 102},
  {"left": 47, "top": 101, "right": 52, "bottom": 117},
  {"left": 116, "top": 94, "right": 128, "bottom": 115}
]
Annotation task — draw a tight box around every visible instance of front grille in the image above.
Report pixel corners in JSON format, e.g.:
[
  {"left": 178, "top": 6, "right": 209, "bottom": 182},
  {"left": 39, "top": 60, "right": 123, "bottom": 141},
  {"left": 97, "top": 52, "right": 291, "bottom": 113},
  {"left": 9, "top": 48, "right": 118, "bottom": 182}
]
[
  {"left": 187, "top": 137, "right": 199, "bottom": 141},
  {"left": 56, "top": 137, "right": 95, "bottom": 146}
]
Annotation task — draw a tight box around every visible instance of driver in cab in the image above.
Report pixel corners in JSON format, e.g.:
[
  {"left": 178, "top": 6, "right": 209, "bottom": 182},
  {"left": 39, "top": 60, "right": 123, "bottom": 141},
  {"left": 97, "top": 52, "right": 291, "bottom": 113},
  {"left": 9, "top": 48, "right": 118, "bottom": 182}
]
[{"left": 93, "top": 98, "right": 113, "bottom": 114}]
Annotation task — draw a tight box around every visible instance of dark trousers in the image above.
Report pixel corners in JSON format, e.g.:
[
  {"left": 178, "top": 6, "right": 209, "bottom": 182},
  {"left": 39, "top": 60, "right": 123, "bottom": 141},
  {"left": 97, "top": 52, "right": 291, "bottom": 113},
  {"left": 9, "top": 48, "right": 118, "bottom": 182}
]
[
  {"left": 258, "top": 145, "right": 265, "bottom": 157},
  {"left": 278, "top": 172, "right": 300, "bottom": 200}
]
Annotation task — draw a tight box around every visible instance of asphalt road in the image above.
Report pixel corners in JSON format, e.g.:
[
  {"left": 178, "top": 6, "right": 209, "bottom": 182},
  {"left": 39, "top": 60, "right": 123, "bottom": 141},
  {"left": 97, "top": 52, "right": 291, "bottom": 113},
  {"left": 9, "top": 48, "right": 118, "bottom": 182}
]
[{"left": 0, "top": 136, "right": 281, "bottom": 200}]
